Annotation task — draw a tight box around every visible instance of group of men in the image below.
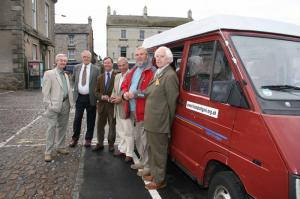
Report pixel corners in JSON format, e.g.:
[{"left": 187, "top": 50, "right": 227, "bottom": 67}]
[{"left": 42, "top": 46, "right": 179, "bottom": 190}]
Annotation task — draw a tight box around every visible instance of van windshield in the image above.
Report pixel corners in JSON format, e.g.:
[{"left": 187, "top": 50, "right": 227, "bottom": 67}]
[{"left": 231, "top": 36, "right": 300, "bottom": 100}]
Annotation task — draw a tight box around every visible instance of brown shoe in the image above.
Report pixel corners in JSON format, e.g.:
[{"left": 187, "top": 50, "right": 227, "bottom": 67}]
[
  {"left": 113, "top": 150, "right": 125, "bottom": 157},
  {"left": 108, "top": 144, "right": 115, "bottom": 152},
  {"left": 84, "top": 140, "right": 91, "bottom": 148},
  {"left": 69, "top": 139, "right": 78, "bottom": 148},
  {"left": 143, "top": 175, "right": 154, "bottom": 182},
  {"left": 92, "top": 144, "right": 104, "bottom": 152},
  {"left": 124, "top": 156, "right": 133, "bottom": 163},
  {"left": 145, "top": 181, "right": 167, "bottom": 190}
]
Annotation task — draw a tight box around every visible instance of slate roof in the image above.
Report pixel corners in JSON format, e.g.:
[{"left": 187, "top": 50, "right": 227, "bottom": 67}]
[
  {"left": 54, "top": 24, "right": 91, "bottom": 34},
  {"left": 107, "top": 15, "right": 192, "bottom": 27}
]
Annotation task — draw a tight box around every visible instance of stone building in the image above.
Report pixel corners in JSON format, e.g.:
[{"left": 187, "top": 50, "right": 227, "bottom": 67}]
[
  {"left": 0, "top": 0, "right": 57, "bottom": 89},
  {"left": 106, "top": 6, "right": 192, "bottom": 67},
  {"left": 54, "top": 17, "right": 97, "bottom": 72}
]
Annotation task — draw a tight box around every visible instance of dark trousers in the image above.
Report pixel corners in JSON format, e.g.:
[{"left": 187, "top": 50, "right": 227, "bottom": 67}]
[
  {"left": 97, "top": 105, "right": 116, "bottom": 146},
  {"left": 72, "top": 94, "right": 96, "bottom": 141}
]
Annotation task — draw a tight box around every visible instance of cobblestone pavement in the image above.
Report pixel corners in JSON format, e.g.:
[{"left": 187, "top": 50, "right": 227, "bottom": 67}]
[{"left": 0, "top": 90, "right": 83, "bottom": 198}]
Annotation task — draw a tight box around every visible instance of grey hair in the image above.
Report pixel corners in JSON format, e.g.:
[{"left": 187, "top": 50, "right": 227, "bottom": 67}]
[
  {"left": 55, "top": 53, "right": 67, "bottom": 62},
  {"left": 155, "top": 46, "right": 173, "bottom": 63},
  {"left": 81, "top": 50, "right": 92, "bottom": 57},
  {"left": 117, "top": 57, "right": 128, "bottom": 63},
  {"left": 135, "top": 46, "right": 148, "bottom": 55}
]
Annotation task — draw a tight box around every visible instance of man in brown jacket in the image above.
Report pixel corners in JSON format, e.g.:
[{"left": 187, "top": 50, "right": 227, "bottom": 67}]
[
  {"left": 94, "top": 57, "right": 116, "bottom": 152},
  {"left": 142, "top": 46, "right": 179, "bottom": 189}
]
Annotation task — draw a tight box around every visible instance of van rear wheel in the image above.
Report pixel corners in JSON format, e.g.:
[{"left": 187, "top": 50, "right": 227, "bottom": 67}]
[{"left": 208, "top": 171, "right": 247, "bottom": 199}]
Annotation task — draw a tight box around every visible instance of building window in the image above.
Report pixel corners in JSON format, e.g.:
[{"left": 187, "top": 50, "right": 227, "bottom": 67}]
[
  {"left": 139, "top": 30, "right": 145, "bottom": 40},
  {"left": 32, "top": 0, "right": 37, "bottom": 29},
  {"left": 69, "top": 35, "right": 74, "bottom": 45},
  {"left": 32, "top": 44, "right": 38, "bottom": 60},
  {"left": 45, "top": 4, "right": 49, "bottom": 37},
  {"left": 121, "top": 30, "right": 126, "bottom": 39},
  {"left": 120, "top": 47, "right": 127, "bottom": 57},
  {"left": 68, "top": 50, "right": 75, "bottom": 60}
]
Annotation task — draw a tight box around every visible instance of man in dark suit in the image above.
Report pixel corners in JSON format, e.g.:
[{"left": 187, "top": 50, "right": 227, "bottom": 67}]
[
  {"left": 69, "top": 50, "right": 100, "bottom": 148},
  {"left": 94, "top": 57, "right": 116, "bottom": 152}
]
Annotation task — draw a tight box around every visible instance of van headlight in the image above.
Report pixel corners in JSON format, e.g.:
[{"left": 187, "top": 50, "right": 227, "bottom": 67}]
[{"left": 289, "top": 174, "right": 300, "bottom": 199}]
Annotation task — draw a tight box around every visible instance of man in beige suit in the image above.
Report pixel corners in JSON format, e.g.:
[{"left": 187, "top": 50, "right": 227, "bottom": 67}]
[
  {"left": 111, "top": 57, "right": 134, "bottom": 162},
  {"left": 142, "top": 47, "right": 179, "bottom": 189},
  {"left": 42, "top": 54, "right": 74, "bottom": 162}
]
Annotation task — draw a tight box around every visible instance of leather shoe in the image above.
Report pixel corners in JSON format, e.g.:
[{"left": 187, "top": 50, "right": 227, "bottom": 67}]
[
  {"left": 113, "top": 150, "right": 125, "bottom": 157},
  {"left": 124, "top": 156, "right": 133, "bottom": 163},
  {"left": 69, "top": 139, "right": 78, "bottom": 148},
  {"left": 44, "top": 154, "right": 52, "bottom": 162},
  {"left": 92, "top": 144, "right": 104, "bottom": 152},
  {"left": 56, "top": 148, "right": 69, "bottom": 155},
  {"left": 84, "top": 140, "right": 91, "bottom": 148},
  {"left": 143, "top": 175, "right": 154, "bottom": 182},
  {"left": 137, "top": 167, "right": 150, "bottom": 176},
  {"left": 108, "top": 144, "right": 115, "bottom": 152},
  {"left": 145, "top": 181, "right": 167, "bottom": 190}
]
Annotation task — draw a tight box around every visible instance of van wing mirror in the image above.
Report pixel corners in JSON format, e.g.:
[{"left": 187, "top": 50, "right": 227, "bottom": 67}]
[{"left": 211, "top": 80, "right": 249, "bottom": 109}]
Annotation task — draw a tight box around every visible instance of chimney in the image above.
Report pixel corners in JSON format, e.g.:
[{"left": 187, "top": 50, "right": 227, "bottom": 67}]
[
  {"left": 188, "top": 9, "right": 192, "bottom": 20},
  {"left": 143, "top": 6, "right": 147, "bottom": 16},
  {"left": 107, "top": 5, "right": 111, "bottom": 16},
  {"left": 88, "top": 16, "right": 92, "bottom": 25}
]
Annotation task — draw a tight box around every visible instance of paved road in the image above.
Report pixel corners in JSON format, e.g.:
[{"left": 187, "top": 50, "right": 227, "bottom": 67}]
[{"left": 0, "top": 90, "right": 208, "bottom": 199}]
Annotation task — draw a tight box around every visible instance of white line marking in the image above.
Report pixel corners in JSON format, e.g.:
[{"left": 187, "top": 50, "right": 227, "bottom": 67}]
[
  {"left": 3, "top": 143, "right": 45, "bottom": 148},
  {"left": 0, "top": 91, "right": 14, "bottom": 95},
  {"left": 132, "top": 153, "right": 162, "bottom": 199},
  {"left": 0, "top": 115, "right": 42, "bottom": 148}
]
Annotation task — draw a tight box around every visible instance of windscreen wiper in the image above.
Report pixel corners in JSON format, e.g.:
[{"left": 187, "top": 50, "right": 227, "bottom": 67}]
[{"left": 261, "top": 85, "right": 300, "bottom": 91}]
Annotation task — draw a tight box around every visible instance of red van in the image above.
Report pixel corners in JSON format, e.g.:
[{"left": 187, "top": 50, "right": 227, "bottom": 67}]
[{"left": 143, "top": 15, "right": 300, "bottom": 199}]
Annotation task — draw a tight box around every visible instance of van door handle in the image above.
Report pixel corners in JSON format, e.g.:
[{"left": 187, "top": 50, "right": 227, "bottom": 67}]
[{"left": 178, "top": 98, "right": 185, "bottom": 105}]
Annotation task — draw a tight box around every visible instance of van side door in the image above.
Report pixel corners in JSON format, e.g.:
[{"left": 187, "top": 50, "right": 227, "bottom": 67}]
[{"left": 171, "top": 38, "right": 237, "bottom": 180}]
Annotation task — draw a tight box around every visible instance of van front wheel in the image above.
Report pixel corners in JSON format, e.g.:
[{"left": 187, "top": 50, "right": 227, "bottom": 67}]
[{"left": 208, "top": 171, "right": 247, "bottom": 199}]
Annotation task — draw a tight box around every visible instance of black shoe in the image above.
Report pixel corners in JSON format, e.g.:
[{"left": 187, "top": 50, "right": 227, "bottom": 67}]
[
  {"left": 108, "top": 144, "right": 115, "bottom": 152},
  {"left": 69, "top": 139, "right": 78, "bottom": 148},
  {"left": 92, "top": 144, "right": 104, "bottom": 152}
]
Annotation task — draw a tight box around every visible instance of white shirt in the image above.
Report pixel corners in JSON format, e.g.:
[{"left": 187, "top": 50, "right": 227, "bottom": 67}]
[
  {"left": 118, "top": 70, "right": 129, "bottom": 90},
  {"left": 78, "top": 63, "right": 91, "bottom": 95},
  {"left": 155, "top": 64, "right": 169, "bottom": 77}
]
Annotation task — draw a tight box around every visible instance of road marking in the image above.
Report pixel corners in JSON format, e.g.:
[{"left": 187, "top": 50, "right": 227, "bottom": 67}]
[
  {"left": 132, "top": 153, "right": 162, "bottom": 199},
  {"left": 0, "top": 115, "right": 42, "bottom": 148},
  {"left": 0, "top": 91, "right": 14, "bottom": 95},
  {"left": 3, "top": 143, "right": 45, "bottom": 148}
]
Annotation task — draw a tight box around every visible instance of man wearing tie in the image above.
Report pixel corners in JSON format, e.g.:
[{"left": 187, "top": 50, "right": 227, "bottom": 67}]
[
  {"left": 69, "top": 50, "right": 99, "bottom": 148},
  {"left": 94, "top": 57, "right": 116, "bottom": 152},
  {"left": 42, "top": 54, "right": 74, "bottom": 162}
]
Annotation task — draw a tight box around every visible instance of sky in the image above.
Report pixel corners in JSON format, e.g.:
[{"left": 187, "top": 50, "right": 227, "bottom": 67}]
[{"left": 55, "top": 0, "right": 300, "bottom": 58}]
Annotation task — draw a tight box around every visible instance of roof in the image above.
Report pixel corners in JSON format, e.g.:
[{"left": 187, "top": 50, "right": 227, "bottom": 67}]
[
  {"left": 143, "top": 15, "right": 300, "bottom": 49},
  {"left": 54, "top": 24, "right": 91, "bottom": 34},
  {"left": 107, "top": 15, "right": 192, "bottom": 27}
]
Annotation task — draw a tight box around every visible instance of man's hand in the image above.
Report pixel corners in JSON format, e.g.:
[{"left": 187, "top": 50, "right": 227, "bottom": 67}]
[
  {"left": 101, "top": 95, "right": 109, "bottom": 102},
  {"left": 110, "top": 96, "right": 122, "bottom": 104}
]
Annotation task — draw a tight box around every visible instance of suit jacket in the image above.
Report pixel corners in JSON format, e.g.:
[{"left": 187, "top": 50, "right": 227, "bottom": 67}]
[
  {"left": 95, "top": 71, "right": 116, "bottom": 114},
  {"left": 144, "top": 65, "right": 179, "bottom": 134},
  {"left": 72, "top": 63, "right": 100, "bottom": 106},
  {"left": 111, "top": 71, "right": 129, "bottom": 119},
  {"left": 42, "top": 67, "right": 74, "bottom": 113}
]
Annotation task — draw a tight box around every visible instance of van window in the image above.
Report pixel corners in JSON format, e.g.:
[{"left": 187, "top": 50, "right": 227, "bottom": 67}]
[
  {"left": 183, "top": 41, "right": 214, "bottom": 95},
  {"left": 170, "top": 45, "right": 184, "bottom": 72}
]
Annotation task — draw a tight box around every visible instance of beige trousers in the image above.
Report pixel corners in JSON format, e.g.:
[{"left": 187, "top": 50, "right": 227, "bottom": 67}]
[{"left": 44, "top": 100, "right": 70, "bottom": 155}]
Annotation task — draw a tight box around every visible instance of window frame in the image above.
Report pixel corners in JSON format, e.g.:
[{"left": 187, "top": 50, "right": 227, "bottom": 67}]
[
  {"left": 139, "top": 30, "right": 145, "bottom": 40},
  {"left": 68, "top": 49, "right": 75, "bottom": 60},
  {"left": 120, "top": 46, "right": 127, "bottom": 57},
  {"left": 121, "top": 30, "right": 126, "bottom": 39}
]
